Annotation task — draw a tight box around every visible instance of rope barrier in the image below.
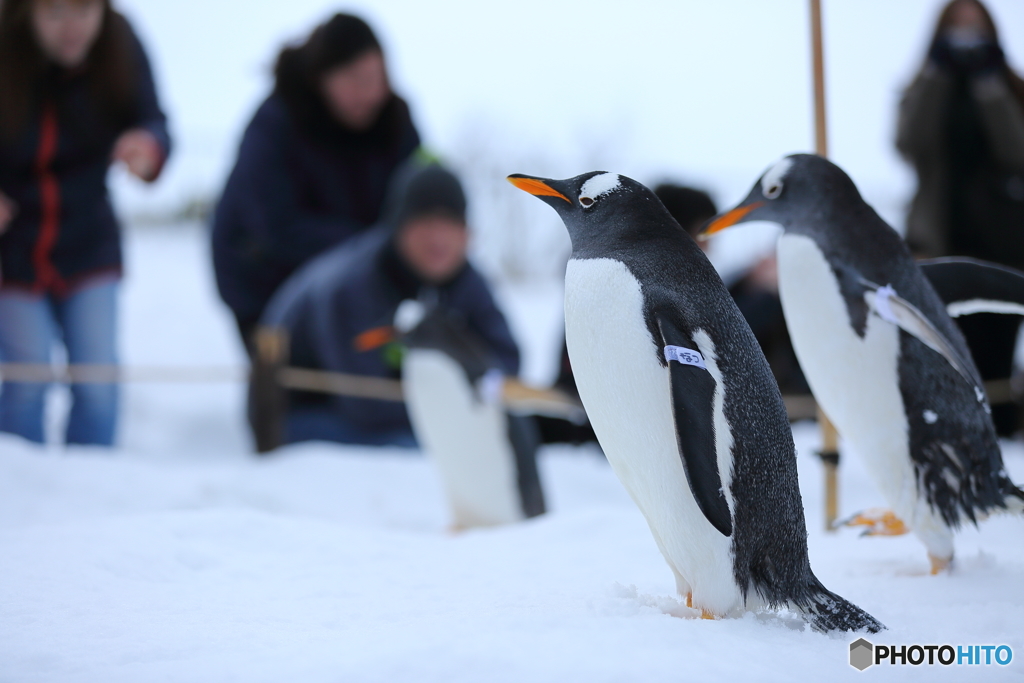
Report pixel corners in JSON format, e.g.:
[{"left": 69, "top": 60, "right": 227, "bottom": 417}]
[
  {"left": 1, "top": 362, "right": 1015, "bottom": 411},
  {"left": 0, "top": 361, "right": 588, "bottom": 421},
  {"left": 0, "top": 363, "right": 245, "bottom": 383}
]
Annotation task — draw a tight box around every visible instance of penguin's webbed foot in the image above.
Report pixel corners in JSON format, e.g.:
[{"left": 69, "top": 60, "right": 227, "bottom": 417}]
[
  {"left": 928, "top": 553, "right": 952, "bottom": 575},
  {"left": 685, "top": 593, "right": 717, "bottom": 620},
  {"left": 836, "top": 508, "right": 909, "bottom": 536}
]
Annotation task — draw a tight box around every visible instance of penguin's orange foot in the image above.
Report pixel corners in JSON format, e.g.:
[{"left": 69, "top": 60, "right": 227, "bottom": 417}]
[
  {"left": 928, "top": 554, "right": 952, "bottom": 575},
  {"left": 838, "top": 508, "right": 909, "bottom": 536},
  {"left": 684, "top": 593, "right": 716, "bottom": 620}
]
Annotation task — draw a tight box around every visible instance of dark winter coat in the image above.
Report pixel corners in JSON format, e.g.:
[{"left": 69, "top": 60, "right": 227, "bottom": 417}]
[
  {"left": 897, "top": 67, "right": 1024, "bottom": 265},
  {"left": 211, "top": 86, "right": 420, "bottom": 334},
  {"left": 0, "top": 22, "right": 170, "bottom": 295},
  {"left": 261, "top": 225, "right": 520, "bottom": 436}
]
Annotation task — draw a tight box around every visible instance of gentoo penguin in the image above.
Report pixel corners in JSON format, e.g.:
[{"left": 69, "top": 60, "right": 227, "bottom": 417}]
[
  {"left": 508, "top": 171, "right": 883, "bottom": 632},
  {"left": 395, "top": 300, "right": 546, "bottom": 529},
  {"left": 702, "top": 154, "right": 1024, "bottom": 574}
]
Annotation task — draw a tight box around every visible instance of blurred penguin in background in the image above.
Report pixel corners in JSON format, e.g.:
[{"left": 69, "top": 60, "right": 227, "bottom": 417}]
[
  {"left": 212, "top": 13, "right": 421, "bottom": 351},
  {"left": 257, "top": 162, "right": 520, "bottom": 449},
  {"left": 398, "top": 301, "right": 546, "bottom": 527},
  {"left": 897, "top": 0, "right": 1024, "bottom": 435}
]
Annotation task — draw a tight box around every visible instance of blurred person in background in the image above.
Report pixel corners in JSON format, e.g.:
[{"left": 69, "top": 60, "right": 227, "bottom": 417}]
[
  {"left": 897, "top": 0, "right": 1024, "bottom": 435},
  {"left": 212, "top": 13, "right": 421, "bottom": 352},
  {"left": 0, "top": 0, "right": 170, "bottom": 446},
  {"left": 257, "top": 163, "right": 519, "bottom": 448}
]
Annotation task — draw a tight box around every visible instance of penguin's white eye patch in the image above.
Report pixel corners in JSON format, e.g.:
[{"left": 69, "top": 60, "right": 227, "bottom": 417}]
[
  {"left": 579, "top": 173, "right": 621, "bottom": 205},
  {"left": 760, "top": 157, "right": 792, "bottom": 200}
]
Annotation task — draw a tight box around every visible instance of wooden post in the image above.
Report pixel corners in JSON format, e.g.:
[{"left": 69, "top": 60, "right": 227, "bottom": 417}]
[
  {"left": 818, "top": 407, "right": 840, "bottom": 530},
  {"left": 810, "top": 0, "right": 840, "bottom": 530},
  {"left": 251, "top": 327, "right": 289, "bottom": 454},
  {"left": 810, "top": 0, "right": 828, "bottom": 158}
]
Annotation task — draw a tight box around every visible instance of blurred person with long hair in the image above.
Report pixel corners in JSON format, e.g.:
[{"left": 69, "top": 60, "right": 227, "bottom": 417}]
[
  {"left": 0, "top": 0, "right": 170, "bottom": 445},
  {"left": 897, "top": 0, "right": 1024, "bottom": 435},
  {"left": 211, "top": 14, "right": 421, "bottom": 351}
]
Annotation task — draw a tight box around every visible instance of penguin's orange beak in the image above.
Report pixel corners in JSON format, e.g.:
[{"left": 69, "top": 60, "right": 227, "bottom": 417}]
[
  {"left": 507, "top": 175, "right": 572, "bottom": 203},
  {"left": 354, "top": 326, "right": 395, "bottom": 352},
  {"left": 699, "top": 202, "right": 764, "bottom": 239}
]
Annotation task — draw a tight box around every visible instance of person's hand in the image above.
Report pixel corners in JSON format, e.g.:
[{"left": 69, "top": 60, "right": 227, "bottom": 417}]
[
  {"left": 0, "top": 190, "right": 16, "bottom": 235},
  {"left": 112, "top": 128, "right": 163, "bottom": 181}
]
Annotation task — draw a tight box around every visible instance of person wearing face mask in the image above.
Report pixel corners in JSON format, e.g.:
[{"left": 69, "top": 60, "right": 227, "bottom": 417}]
[
  {"left": 255, "top": 162, "right": 519, "bottom": 449},
  {"left": 897, "top": 0, "right": 1024, "bottom": 436},
  {"left": 0, "top": 0, "right": 170, "bottom": 446},
  {"left": 211, "top": 14, "right": 421, "bottom": 353}
]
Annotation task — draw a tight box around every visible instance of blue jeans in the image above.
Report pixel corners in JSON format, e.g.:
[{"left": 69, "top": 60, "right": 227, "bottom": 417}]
[{"left": 0, "top": 279, "right": 120, "bottom": 445}]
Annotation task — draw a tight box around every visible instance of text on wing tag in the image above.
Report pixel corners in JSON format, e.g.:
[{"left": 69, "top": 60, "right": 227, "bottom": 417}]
[{"left": 664, "top": 345, "right": 707, "bottom": 370}]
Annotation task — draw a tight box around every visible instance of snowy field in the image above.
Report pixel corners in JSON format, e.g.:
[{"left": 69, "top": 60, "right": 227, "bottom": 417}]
[
  {"left": 4, "top": 0, "right": 1024, "bottom": 678},
  {"left": 2, "top": 226, "right": 1024, "bottom": 681}
]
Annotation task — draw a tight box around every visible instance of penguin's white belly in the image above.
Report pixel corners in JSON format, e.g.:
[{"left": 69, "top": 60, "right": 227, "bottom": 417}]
[
  {"left": 403, "top": 350, "right": 522, "bottom": 528},
  {"left": 777, "top": 234, "right": 924, "bottom": 525},
  {"left": 564, "top": 258, "right": 739, "bottom": 614}
]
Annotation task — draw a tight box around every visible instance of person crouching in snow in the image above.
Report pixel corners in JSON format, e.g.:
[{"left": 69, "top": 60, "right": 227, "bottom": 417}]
[
  {"left": 0, "top": 0, "right": 170, "bottom": 446},
  {"left": 253, "top": 163, "right": 520, "bottom": 450}
]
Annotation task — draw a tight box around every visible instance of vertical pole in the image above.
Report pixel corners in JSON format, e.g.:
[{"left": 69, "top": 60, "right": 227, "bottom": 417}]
[
  {"left": 810, "top": 0, "right": 840, "bottom": 530},
  {"left": 251, "top": 326, "right": 289, "bottom": 454},
  {"left": 810, "top": 0, "right": 829, "bottom": 158}
]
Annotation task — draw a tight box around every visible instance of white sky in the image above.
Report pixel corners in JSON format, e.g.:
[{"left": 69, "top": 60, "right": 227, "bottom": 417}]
[{"left": 113, "top": 0, "right": 1024, "bottom": 229}]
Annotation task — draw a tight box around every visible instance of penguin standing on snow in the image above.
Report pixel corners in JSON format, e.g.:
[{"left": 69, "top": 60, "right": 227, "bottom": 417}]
[
  {"left": 509, "top": 171, "right": 883, "bottom": 633},
  {"left": 702, "top": 154, "right": 1024, "bottom": 574},
  {"left": 396, "top": 301, "right": 546, "bottom": 529}
]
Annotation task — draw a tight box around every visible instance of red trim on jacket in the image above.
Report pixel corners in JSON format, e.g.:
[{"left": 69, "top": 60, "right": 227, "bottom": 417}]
[{"left": 31, "top": 103, "right": 67, "bottom": 296}]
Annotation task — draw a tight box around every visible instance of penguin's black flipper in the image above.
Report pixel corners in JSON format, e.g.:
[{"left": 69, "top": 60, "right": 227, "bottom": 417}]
[
  {"left": 919, "top": 257, "right": 1024, "bottom": 319},
  {"left": 656, "top": 313, "right": 733, "bottom": 537}
]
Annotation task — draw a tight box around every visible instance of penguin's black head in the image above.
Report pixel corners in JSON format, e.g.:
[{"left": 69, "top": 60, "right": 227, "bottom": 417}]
[
  {"left": 508, "top": 171, "right": 682, "bottom": 251},
  {"left": 698, "top": 154, "right": 868, "bottom": 240}
]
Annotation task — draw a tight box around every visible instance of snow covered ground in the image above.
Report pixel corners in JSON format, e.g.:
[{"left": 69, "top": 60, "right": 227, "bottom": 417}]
[
  {"left": 5, "top": 2, "right": 1024, "bottom": 674},
  {"left": 2, "top": 226, "right": 1024, "bottom": 681}
]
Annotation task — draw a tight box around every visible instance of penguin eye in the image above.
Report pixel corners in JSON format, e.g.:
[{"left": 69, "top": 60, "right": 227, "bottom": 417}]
[
  {"left": 579, "top": 196, "right": 595, "bottom": 207},
  {"left": 763, "top": 182, "right": 783, "bottom": 199}
]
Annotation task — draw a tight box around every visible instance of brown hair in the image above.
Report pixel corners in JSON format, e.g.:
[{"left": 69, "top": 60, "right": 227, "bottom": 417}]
[
  {"left": 0, "top": 0, "right": 138, "bottom": 141},
  {"left": 928, "top": 0, "right": 1024, "bottom": 110},
  {"left": 273, "top": 13, "right": 390, "bottom": 139}
]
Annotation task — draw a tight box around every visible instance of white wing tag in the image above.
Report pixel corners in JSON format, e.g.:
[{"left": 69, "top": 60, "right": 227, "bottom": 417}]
[
  {"left": 864, "top": 281, "right": 984, "bottom": 401},
  {"left": 664, "top": 345, "right": 707, "bottom": 370},
  {"left": 873, "top": 285, "right": 900, "bottom": 325}
]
